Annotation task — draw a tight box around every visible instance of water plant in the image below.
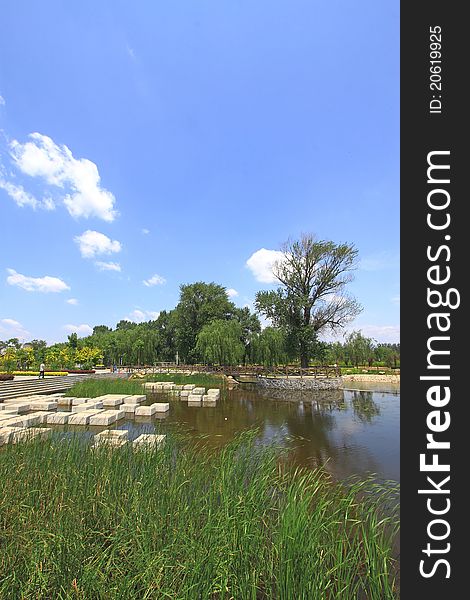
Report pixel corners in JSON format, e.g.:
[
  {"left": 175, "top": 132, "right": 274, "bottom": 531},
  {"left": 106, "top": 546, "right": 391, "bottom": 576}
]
[{"left": 0, "top": 432, "right": 399, "bottom": 599}]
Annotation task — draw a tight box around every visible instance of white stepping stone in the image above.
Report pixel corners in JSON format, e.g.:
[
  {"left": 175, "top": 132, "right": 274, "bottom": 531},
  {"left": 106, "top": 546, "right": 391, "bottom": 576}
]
[
  {"left": 27, "top": 412, "right": 50, "bottom": 424},
  {"left": 1, "top": 403, "right": 31, "bottom": 414},
  {"left": 89, "top": 410, "right": 123, "bottom": 426},
  {"left": 191, "top": 387, "right": 205, "bottom": 395},
  {"left": 133, "top": 434, "right": 166, "bottom": 449},
  {"left": 152, "top": 402, "right": 169, "bottom": 412},
  {"left": 202, "top": 397, "right": 217, "bottom": 407},
  {"left": 188, "top": 395, "right": 202, "bottom": 402},
  {"left": 180, "top": 390, "right": 190, "bottom": 398},
  {"left": 11, "top": 427, "right": 51, "bottom": 443},
  {"left": 29, "top": 401, "right": 58, "bottom": 411},
  {"left": 143, "top": 382, "right": 157, "bottom": 390},
  {"left": 0, "top": 415, "right": 23, "bottom": 427},
  {"left": 135, "top": 404, "right": 157, "bottom": 416},
  {"left": 57, "top": 397, "right": 73, "bottom": 406},
  {"left": 68, "top": 410, "right": 103, "bottom": 425},
  {"left": 207, "top": 389, "right": 221, "bottom": 397},
  {"left": 46, "top": 412, "right": 71, "bottom": 425},
  {"left": 17, "top": 414, "right": 42, "bottom": 427},
  {"left": 121, "top": 403, "right": 137, "bottom": 413},
  {"left": 183, "top": 384, "right": 196, "bottom": 390},
  {"left": 124, "top": 395, "right": 145, "bottom": 404},
  {"left": 0, "top": 426, "right": 26, "bottom": 445},
  {"left": 94, "top": 429, "right": 128, "bottom": 447},
  {"left": 71, "top": 398, "right": 88, "bottom": 405}
]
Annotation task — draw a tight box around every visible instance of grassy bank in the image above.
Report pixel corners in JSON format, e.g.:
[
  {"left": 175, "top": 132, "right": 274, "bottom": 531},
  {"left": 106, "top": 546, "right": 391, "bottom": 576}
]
[
  {"left": 64, "top": 378, "right": 146, "bottom": 397},
  {"left": 64, "top": 374, "right": 225, "bottom": 398},
  {"left": 143, "top": 372, "right": 226, "bottom": 388},
  {"left": 0, "top": 433, "right": 398, "bottom": 599}
]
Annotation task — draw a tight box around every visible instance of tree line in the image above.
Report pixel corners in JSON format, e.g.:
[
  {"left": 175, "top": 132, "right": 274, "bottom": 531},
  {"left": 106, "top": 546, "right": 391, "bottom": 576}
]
[{"left": 0, "top": 234, "right": 400, "bottom": 370}]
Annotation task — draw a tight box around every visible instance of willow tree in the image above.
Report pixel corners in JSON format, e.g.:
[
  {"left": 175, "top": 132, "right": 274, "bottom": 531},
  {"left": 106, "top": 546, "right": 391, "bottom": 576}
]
[
  {"left": 255, "top": 234, "right": 362, "bottom": 368},
  {"left": 195, "top": 320, "right": 245, "bottom": 366}
]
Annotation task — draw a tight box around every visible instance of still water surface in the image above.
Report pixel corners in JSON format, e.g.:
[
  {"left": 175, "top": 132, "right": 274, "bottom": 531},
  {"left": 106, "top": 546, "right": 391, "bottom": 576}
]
[
  {"left": 154, "top": 385, "right": 398, "bottom": 483},
  {"left": 58, "top": 382, "right": 399, "bottom": 483}
]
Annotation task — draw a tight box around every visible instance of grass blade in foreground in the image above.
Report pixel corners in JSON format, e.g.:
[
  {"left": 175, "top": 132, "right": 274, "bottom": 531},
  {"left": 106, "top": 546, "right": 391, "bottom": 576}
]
[{"left": 0, "top": 432, "right": 398, "bottom": 598}]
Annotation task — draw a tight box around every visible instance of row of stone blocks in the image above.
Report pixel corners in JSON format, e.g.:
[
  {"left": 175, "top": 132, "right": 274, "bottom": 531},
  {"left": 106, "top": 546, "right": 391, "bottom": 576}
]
[
  {"left": 93, "top": 430, "right": 166, "bottom": 449},
  {"left": 143, "top": 382, "right": 221, "bottom": 403}
]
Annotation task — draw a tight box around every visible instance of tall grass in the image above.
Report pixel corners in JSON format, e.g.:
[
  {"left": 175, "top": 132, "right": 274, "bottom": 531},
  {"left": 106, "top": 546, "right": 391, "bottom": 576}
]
[
  {"left": 0, "top": 433, "right": 398, "bottom": 599},
  {"left": 64, "top": 378, "right": 147, "bottom": 397}
]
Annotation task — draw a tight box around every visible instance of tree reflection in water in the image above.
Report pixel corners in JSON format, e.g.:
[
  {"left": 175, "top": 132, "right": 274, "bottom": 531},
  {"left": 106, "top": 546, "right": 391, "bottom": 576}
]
[{"left": 349, "top": 390, "right": 381, "bottom": 422}]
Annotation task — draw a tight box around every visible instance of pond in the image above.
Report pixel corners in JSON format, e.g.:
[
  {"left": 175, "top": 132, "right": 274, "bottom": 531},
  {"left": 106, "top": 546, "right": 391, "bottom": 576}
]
[{"left": 49, "top": 381, "right": 399, "bottom": 484}]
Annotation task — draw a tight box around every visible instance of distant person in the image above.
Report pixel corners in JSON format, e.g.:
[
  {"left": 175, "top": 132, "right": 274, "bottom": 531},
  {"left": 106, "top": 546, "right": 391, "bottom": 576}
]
[
  {"left": 39, "top": 362, "right": 45, "bottom": 379},
  {"left": 113, "top": 363, "right": 117, "bottom": 373}
]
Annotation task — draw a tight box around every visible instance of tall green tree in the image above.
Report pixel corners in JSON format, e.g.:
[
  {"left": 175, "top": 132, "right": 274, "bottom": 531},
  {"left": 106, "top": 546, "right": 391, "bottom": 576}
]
[
  {"left": 174, "top": 282, "right": 236, "bottom": 363},
  {"left": 196, "top": 320, "right": 245, "bottom": 365},
  {"left": 255, "top": 234, "right": 362, "bottom": 368},
  {"left": 343, "top": 331, "right": 375, "bottom": 367}
]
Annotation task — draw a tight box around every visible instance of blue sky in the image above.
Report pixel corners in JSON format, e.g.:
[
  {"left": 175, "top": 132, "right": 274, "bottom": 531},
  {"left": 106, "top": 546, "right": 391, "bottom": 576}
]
[{"left": 0, "top": 0, "right": 399, "bottom": 345}]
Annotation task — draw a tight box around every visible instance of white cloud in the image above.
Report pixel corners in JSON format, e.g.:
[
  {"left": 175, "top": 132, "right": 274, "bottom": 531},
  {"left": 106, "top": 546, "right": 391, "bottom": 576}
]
[
  {"left": 75, "top": 230, "right": 122, "bottom": 259},
  {"left": 6, "top": 268, "right": 70, "bottom": 293},
  {"left": 356, "top": 325, "right": 400, "bottom": 343},
  {"left": 0, "top": 178, "right": 55, "bottom": 211},
  {"left": 226, "top": 288, "right": 239, "bottom": 298},
  {"left": 391, "top": 295, "right": 400, "bottom": 305},
  {"left": 126, "top": 44, "right": 136, "bottom": 60},
  {"left": 63, "top": 323, "right": 93, "bottom": 336},
  {"left": 95, "top": 261, "right": 121, "bottom": 272},
  {"left": 142, "top": 228, "right": 150, "bottom": 235},
  {"left": 246, "top": 248, "right": 285, "bottom": 283},
  {"left": 9, "top": 132, "right": 117, "bottom": 221},
  {"left": 143, "top": 274, "right": 166, "bottom": 287},
  {"left": 1, "top": 318, "right": 21, "bottom": 327},
  {"left": 66, "top": 298, "right": 79, "bottom": 305},
  {"left": 0, "top": 317, "right": 30, "bottom": 339},
  {"left": 322, "top": 324, "right": 400, "bottom": 344},
  {"left": 125, "top": 309, "right": 160, "bottom": 323},
  {"left": 0, "top": 94, "right": 5, "bottom": 106}
]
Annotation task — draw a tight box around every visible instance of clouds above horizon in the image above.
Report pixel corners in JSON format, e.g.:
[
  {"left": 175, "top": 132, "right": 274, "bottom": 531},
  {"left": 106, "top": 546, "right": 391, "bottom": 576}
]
[
  {"left": 63, "top": 323, "right": 93, "bottom": 336},
  {"left": 66, "top": 298, "right": 79, "bottom": 305},
  {"left": 5, "top": 132, "right": 117, "bottom": 221},
  {"left": 125, "top": 309, "right": 160, "bottom": 323},
  {"left": 226, "top": 288, "right": 239, "bottom": 298},
  {"left": 143, "top": 274, "right": 166, "bottom": 287},
  {"left": 6, "top": 268, "right": 70, "bottom": 293},
  {"left": 95, "top": 261, "right": 121, "bottom": 272},
  {"left": 246, "top": 248, "right": 284, "bottom": 284},
  {"left": 74, "top": 230, "right": 122, "bottom": 259},
  {"left": 0, "top": 317, "right": 30, "bottom": 339},
  {"left": 0, "top": 178, "right": 55, "bottom": 211}
]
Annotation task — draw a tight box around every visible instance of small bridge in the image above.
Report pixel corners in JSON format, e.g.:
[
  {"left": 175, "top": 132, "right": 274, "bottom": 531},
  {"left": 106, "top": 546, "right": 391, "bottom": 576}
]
[{"left": 127, "top": 364, "right": 341, "bottom": 383}]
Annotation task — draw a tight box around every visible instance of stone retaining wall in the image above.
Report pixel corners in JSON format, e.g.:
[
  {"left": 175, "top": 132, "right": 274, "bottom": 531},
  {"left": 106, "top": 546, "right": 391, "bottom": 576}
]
[{"left": 255, "top": 377, "right": 342, "bottom": 391}]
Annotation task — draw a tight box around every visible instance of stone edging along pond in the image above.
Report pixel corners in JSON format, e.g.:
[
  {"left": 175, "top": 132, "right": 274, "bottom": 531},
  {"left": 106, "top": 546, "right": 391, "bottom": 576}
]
[
  {"left": 253, "top": 373, "right": 400, "bottom": 390},
  {"left": 255, "top": 376, "right": 342, "bottom": 390}
]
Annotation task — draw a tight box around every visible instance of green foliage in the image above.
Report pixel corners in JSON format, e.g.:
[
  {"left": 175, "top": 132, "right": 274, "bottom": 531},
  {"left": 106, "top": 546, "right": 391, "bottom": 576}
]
[
  {"left": 251, "top": 327, "right": 288, "bottom": 366},
  {"left": 174, "top": 282, "right": 238, "bottom": 363},
  {"left": 196, "top": 319, "right": 245, "bottom": 365},
  {"left": 255, "top": 234, "right": 362, "bottom": 367},
  {"left": 0, "top": 434, "right": 399, "bottom": 599}
]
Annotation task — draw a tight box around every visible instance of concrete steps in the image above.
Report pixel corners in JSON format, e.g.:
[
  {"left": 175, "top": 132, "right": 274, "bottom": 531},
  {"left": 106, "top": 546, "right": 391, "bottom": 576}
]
[{"left": 0, "top": 373, "right": 129, "bottom": 402}]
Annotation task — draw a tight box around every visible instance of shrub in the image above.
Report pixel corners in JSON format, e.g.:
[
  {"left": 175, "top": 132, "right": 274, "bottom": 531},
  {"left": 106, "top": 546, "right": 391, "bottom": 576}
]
[
  {"left": 64, "top": 369, "right": 96, "bottom": 374},
  {"left": 0, "top": 371, "right": 68, "bottom": 377},
  {"left": 0, "top": 374, "right": 14, "bottom": 381}
]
